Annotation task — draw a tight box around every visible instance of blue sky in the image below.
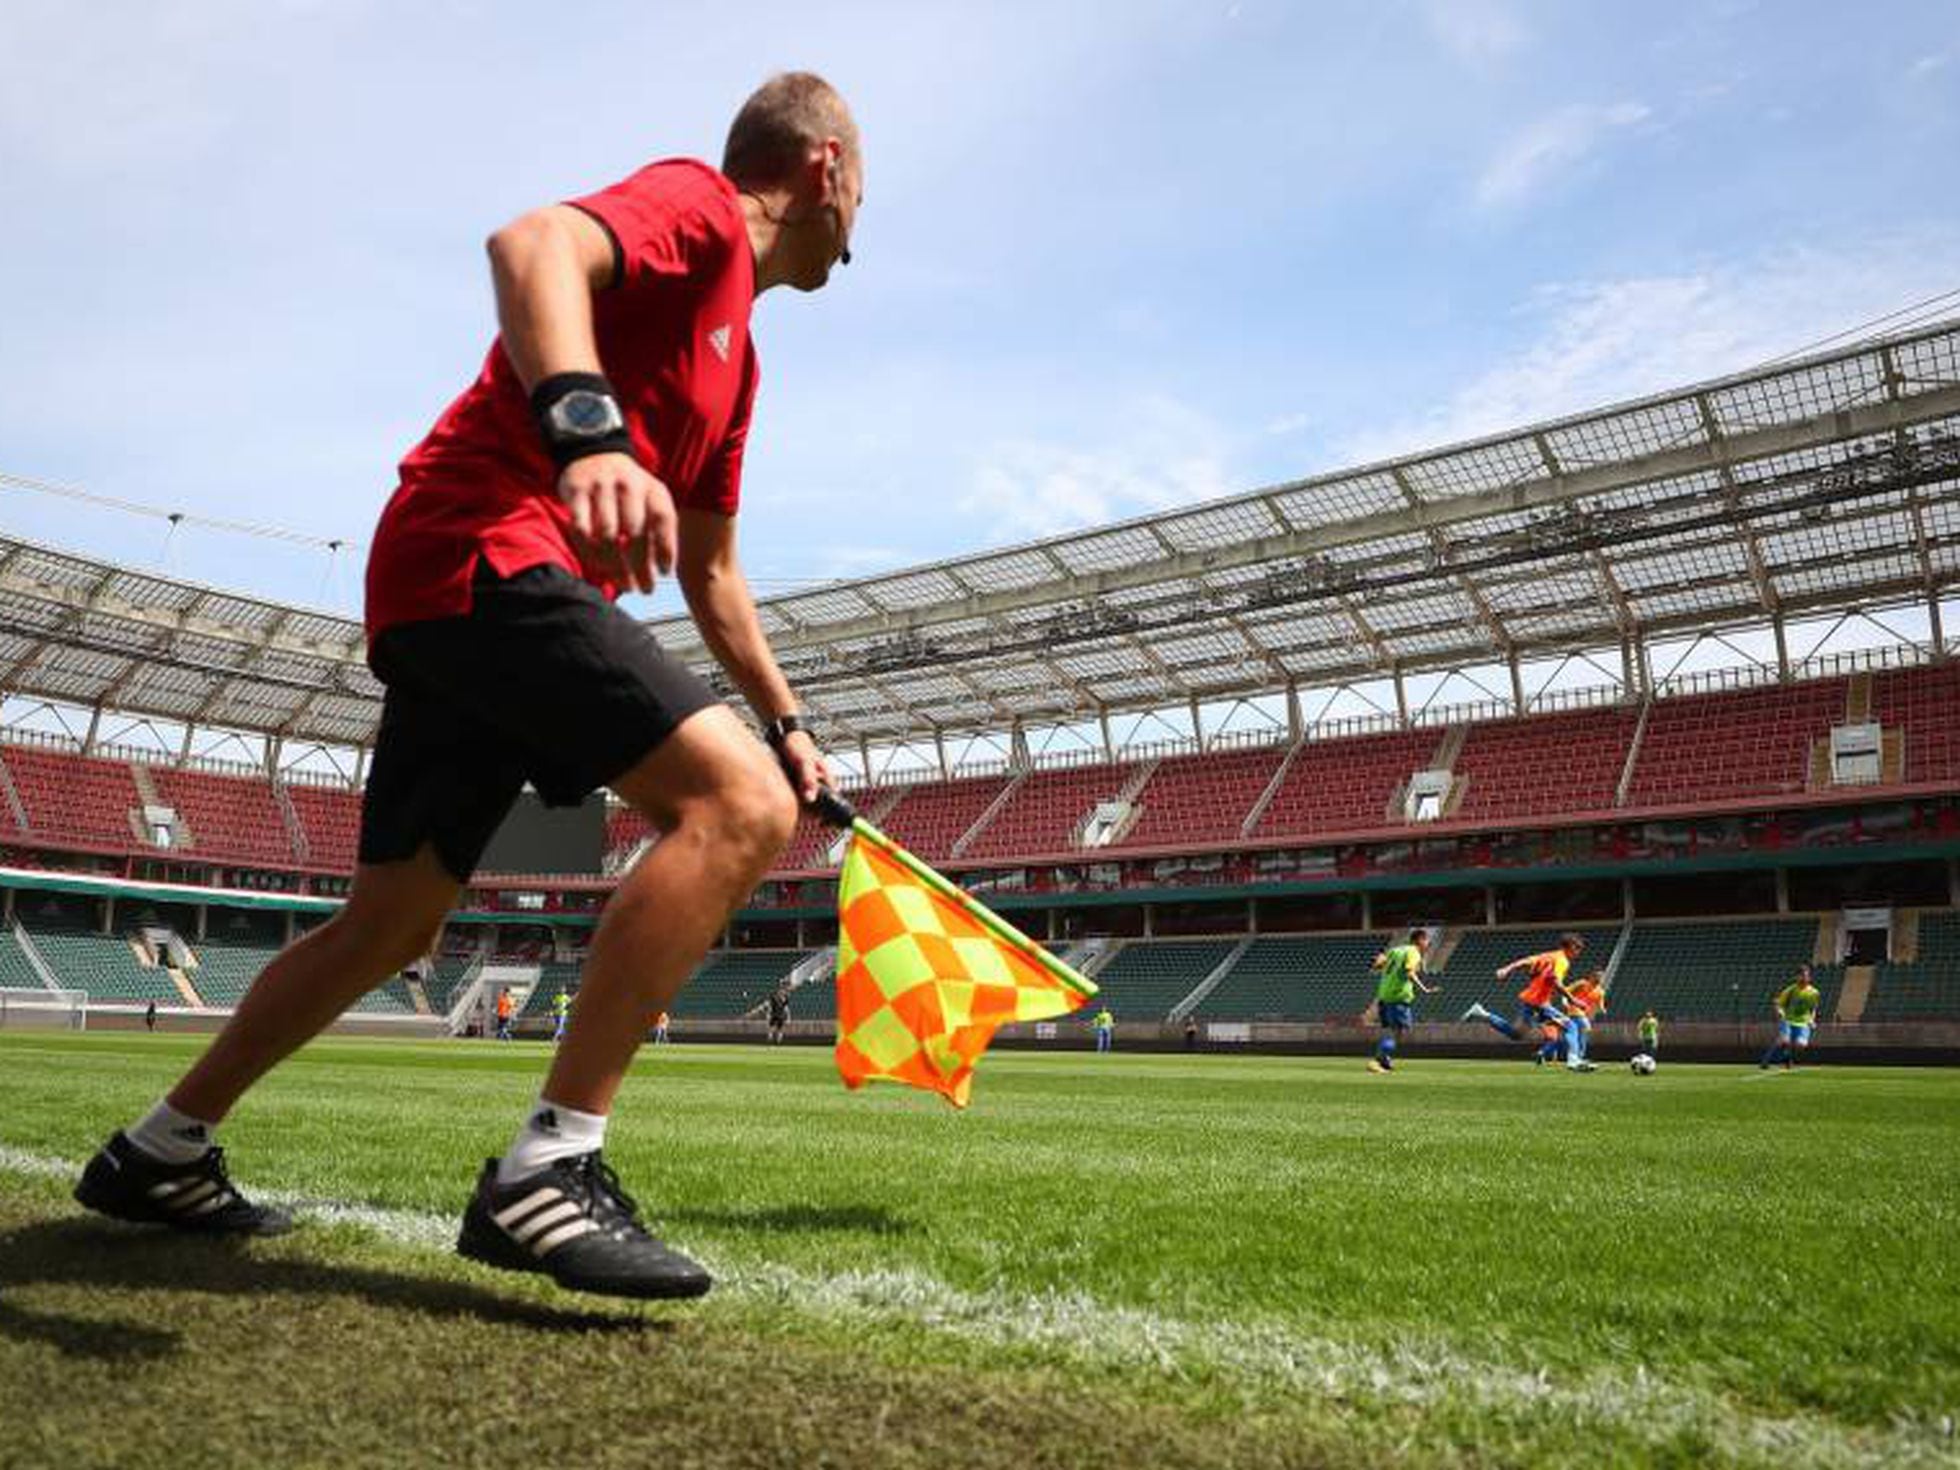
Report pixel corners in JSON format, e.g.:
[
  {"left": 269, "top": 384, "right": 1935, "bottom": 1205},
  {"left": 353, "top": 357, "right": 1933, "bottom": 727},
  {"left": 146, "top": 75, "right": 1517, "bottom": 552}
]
[{"left": 1, "top": 0, "right": 1956, "bottom": 622}]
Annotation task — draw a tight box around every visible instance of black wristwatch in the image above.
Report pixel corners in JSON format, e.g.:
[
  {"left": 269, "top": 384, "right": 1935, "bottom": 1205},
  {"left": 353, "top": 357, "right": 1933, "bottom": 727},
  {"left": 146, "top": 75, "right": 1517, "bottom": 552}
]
[{"left": 763, "top": 714, "right": 805, "bottom": 749}]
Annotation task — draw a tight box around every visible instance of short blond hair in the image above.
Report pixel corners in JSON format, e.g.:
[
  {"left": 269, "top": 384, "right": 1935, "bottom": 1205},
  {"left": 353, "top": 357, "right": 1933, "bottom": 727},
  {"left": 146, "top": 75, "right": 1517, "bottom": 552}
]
[{"left": 722, "top": 72, "right": 857, "bottom": 187}]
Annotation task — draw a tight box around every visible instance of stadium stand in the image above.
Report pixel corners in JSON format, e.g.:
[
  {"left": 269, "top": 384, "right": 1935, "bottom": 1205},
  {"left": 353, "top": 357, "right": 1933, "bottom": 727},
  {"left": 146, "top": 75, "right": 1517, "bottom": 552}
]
[
  {"left": 1251, "top": 730, "right": 1442, "bottom": 838},
  {"left": 150, "top": 765, "right": 296, "bottom": 868},
  {"left": 188, "top": 940, "right": 281, "bottom": 1007},
  {"left": 1861, "top": 912, "right": 1960, "bottom": 1021},
  {"left": 1089, "top": 939, "right": 1237, "bottom": 1018},
  {"left": 1200, "top": 934, "right": 1391, "bottom": 1021},
  {"left": 287, "top": 781, "right": 362, "bottom": 871},
  {"left": 960, "top": 762, "right": 1132, "bottom": 860},
  {"left": 1626, "top": 678, "right": 1846, "bottom": 807},
  {"left": 0, "top": 927, "right": 48, "bottom": 990},
  {"left": 5, "top": 745, "right": 142, "bottom": 850},
  {"left": 1605, "top": 919, "right": 1828, "bottom": 1020},
  {"left": 20, "top": 920, "right": 181, "bottom": 1005},
  {"left": 1870, "top": 663, "right": 1960, "bottom": 785},
  {"left": 1450, "top": 707, "right": 1638, "bottom": 822},
  {"left": 1113, "top": 745, "right": 1285, "bottom": 850},
  {"left": 874, "top": 774, "right": 1012, "bottom": 861}
]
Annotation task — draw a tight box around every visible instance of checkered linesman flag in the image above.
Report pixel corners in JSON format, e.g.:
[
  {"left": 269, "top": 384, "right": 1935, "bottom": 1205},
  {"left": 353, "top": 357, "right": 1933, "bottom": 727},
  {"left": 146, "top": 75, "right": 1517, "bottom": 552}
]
[{"left": 819, "top": 795, "right": 1097, "bottom": 1108}]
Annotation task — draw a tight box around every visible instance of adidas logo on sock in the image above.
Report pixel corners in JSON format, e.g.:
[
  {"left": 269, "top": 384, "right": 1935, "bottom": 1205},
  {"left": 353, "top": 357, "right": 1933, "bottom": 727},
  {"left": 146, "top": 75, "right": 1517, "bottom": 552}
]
[
  {"left": 532, "top": 1108, "right": 560, "bottom": 1135},
  {"left": 174, "top": 1124, "right": 208, "bottom": 1142}
]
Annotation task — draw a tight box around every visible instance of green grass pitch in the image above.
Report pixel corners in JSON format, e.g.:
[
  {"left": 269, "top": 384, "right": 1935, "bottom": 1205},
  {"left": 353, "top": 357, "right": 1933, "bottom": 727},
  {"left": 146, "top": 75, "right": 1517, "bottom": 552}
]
[{"left": 0, "top": 1033, "right": 1955, "bottom": 1468}]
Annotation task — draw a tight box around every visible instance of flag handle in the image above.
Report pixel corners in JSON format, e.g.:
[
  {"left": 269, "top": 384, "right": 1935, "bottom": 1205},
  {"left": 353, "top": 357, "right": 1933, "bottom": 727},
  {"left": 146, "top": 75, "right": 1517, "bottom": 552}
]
[{"left": 811, "top": 787, "right": 858, "bottom": 830}]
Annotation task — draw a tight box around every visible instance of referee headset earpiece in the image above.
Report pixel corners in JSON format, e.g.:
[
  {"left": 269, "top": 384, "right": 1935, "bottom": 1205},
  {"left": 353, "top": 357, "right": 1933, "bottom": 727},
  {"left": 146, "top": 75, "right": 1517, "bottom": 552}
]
[{"left": 826, "top": 156, "right": 852, "bottom": 266}]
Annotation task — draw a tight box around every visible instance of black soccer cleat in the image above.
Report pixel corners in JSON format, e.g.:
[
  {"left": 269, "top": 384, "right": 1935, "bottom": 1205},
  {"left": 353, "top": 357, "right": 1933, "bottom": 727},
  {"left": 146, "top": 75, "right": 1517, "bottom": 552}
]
[
  {"left": 456, "top": 1151, "right": 712, "bottom": 1301},
  {"left": 74, "top": 1131, "right": 295, "bottom": 1236}
]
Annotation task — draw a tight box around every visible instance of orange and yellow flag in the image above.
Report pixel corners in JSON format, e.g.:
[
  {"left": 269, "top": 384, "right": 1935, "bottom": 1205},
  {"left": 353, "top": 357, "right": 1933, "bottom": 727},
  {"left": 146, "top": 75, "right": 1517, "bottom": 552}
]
[{"left": 832, "top": 824, "right": 1096, "bottom": 1108}]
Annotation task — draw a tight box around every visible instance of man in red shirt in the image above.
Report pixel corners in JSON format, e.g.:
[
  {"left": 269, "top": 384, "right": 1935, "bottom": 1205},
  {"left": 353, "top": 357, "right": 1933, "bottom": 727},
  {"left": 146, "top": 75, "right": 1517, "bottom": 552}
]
[{"left": 76, "top": 74, "right": 862, "bottom": 1301}]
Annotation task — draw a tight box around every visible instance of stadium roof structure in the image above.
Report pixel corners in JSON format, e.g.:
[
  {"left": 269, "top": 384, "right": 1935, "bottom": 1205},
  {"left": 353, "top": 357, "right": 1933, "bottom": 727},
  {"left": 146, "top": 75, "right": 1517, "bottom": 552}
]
[{"left": 2, "top": 317, "right": 1958, "bottom": 759}]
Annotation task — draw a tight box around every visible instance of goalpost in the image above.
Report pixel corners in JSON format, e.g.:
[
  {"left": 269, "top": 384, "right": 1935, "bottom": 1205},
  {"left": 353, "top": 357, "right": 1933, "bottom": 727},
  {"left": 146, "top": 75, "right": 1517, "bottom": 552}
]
[{"left": 0, "top": 987, "right": 88, "bottom": 1031}]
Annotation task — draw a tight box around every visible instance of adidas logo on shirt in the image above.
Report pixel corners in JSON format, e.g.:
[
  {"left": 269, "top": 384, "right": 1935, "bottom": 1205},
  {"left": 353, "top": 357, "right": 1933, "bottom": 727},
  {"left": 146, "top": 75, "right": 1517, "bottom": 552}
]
[{"left": 706, "top": 324, "right": 732, "bottom": 362}]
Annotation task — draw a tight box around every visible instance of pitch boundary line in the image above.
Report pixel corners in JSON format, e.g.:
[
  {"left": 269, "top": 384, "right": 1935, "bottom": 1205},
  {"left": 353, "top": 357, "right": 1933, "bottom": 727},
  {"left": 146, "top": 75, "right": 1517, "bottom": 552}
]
[{"left": 0, "top": 1143, "right": 1947, "bottom": 1467}]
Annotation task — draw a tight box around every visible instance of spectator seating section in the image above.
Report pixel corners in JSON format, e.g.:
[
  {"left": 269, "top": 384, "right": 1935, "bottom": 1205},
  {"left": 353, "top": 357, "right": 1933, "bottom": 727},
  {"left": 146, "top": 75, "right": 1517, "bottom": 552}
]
[
  {"left": 151, "top": 766, "right": 296, "bottom": 868},
  {"left": 2, "top": 664, "right": 1954, "bottom": 886},
  {"left": 1115, "top": 746, "right": 1285, "bottom": 850},
  {"left": 4, "top": 746, "right": 141, "bottom": 850},
  {"left": 0, "top": 929, "right": 48, "bottom": 990},
  {"left": 287, "top": 782, "right": 362, "bottom": 872},
  {"left": 1252, "top": 730, "right": 1443, "bottom": 839},
  {"left": 962, "top": 763, "right": 1133, "bottom": 861},
  {"left": 1870, "top": 664, "right": 1960, "bottom": 785},
  {"left": 1605, "top": 919, "right": 1827, "bottom": 1020},
  {"left": 187, "top": 939, "right": 281, "bottom": 1006},
  {"left": 1088, "top": 939, "right": 1235, "bottom": 1019},
  {"left": 1451, "top": 708, "right": 1637, "bottom": 822},
  {"left": 671, "top": 950, "right": 810, "bottom": 1019},
  {"left": 1862, "top": 912, "right": 1960, "bottom": 1021},
  {"left": 875, "top": 775, "right": 1012, "bottom": 861},
  {"left": 20, "top": 921, "right": 182, "bottom": 1004},
  {"left": 1200, "top": 934, "right": 1391, "bottom": 1020},
  {"left": 1627, "top": 678, "right": 1846, "bottom": 807}
]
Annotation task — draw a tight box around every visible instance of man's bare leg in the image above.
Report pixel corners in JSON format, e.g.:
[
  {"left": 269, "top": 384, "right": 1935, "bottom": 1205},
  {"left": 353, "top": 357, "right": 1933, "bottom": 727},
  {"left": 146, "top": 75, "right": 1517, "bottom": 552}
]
[
  {"left": 536, "top": 704, "right": 796, "bottom": 1118},
  {"left": 168, "top": 847, "right": 461, "bottom": 1122},
  {"left": 74, "top": 845, "right": 460, "bottom": 1235}
]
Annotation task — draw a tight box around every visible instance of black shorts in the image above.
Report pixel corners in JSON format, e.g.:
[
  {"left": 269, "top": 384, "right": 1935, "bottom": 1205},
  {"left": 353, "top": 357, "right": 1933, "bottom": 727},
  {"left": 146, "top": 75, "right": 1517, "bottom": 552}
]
[{"left": 358, "top": 562, "right": 720, "bottom": 882}]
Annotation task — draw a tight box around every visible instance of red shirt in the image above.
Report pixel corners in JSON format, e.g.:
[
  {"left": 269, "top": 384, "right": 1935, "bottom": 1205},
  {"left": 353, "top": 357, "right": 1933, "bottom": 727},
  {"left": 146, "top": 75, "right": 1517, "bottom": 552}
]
[{"left": 365, "top": 159, "right": 758, "bottom": 640}]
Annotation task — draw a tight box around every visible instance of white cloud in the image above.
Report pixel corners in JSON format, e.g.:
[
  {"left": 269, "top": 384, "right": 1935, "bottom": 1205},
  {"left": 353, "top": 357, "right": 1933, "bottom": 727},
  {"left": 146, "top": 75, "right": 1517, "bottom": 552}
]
[
  {"left": 1474, "top": 102, "right": 1651, "bottom": 209},
  {"left": 1423, "top": 0, "right": 1528, "bottom": 64},
  {"left": 959, "top": 396, "right": 1237, "bottom": 541},
  {"left": 1338, "top": 233, "right": 1960, "bottom": 465},
  {"left": 1908, "top": 51, "right": 1951, "bottom": 79}
]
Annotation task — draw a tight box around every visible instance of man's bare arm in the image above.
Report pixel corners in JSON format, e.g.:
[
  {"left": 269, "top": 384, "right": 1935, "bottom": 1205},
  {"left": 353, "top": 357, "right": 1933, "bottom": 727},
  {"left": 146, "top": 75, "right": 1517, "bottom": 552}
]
[
  {"left": 484, "top": 205, "right": 673, "bottom": 591},
  {"left": 678, "top": 508, "right": 829, "bottom": 800}
]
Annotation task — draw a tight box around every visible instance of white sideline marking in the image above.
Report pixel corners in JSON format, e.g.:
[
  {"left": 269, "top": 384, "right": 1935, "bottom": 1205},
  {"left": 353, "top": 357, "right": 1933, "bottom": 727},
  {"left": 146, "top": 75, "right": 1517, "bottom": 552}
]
[{"left": 0, "top": 1143, "right": 1950, "bottom": 1467}]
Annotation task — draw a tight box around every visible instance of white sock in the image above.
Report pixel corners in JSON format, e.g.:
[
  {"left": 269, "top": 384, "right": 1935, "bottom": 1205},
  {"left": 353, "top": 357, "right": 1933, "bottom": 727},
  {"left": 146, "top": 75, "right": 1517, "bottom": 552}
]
[
  {"left": 126, "top": 1099, "right": 217, "bottom": 1165},
  {"left": 496, "top": 1098, "right": 608, "bottom": 1186}
]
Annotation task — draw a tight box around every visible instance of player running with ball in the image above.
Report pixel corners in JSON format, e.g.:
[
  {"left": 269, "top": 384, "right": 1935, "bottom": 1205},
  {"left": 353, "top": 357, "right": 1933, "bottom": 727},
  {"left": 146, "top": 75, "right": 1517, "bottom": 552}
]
[
  {"left": 1462, "top": 933, "right": 1586, "bottom": 1060},
  {"left": 74, "top": 74, "right": 863, "bottom": 1301}
]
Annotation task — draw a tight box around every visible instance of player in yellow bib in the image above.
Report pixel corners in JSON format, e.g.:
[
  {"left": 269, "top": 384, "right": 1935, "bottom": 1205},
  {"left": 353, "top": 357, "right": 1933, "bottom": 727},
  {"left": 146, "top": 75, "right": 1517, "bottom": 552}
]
[
  {"left": 1759, "top": 966, "right": 1822, "bottom": 1070},
  {"left": 1367, "top": 928, "right": 1436, "bottom": 1074}
]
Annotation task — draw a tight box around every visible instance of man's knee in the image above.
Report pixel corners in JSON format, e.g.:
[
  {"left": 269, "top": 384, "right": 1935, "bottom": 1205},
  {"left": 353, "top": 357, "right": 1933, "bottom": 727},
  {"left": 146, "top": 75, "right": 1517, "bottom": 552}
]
[{"left": 711, "top": 766, "right": 798, "bottom": 866}]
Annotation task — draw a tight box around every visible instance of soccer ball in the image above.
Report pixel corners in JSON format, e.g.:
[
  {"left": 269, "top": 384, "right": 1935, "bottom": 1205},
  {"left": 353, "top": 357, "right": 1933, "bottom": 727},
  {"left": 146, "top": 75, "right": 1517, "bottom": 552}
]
[{"left": 1630, "top": 1053, "right": 1657, "bottom": 1076}]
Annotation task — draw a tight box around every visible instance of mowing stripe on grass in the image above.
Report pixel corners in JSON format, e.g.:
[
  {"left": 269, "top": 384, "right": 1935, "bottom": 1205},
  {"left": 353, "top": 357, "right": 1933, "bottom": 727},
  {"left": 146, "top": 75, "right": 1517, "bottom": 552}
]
[{"left": 0, "top": 1143, "right": 1949, "bottom": 1468}]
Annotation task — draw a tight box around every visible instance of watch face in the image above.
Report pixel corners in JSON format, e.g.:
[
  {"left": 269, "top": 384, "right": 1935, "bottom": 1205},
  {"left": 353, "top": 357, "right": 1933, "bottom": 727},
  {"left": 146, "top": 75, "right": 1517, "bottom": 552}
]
[{"left": 553, "top": 390, "right": 624, "bottom": 437}]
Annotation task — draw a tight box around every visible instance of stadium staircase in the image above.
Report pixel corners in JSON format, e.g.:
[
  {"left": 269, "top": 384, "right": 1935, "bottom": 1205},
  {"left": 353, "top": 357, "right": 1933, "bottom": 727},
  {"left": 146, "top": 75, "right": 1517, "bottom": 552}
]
[
  {"left": 1166, "top": 935, "right": 1253, "bottom": 1020},
  {"left": 4, "top": 920, "right": 61, "bottom": 991},
  {"left": 1615, "top": 697, "right": 1652, "bottom": 808},
  {"left": 0, "top": 749, "right": 29, "bottom": 835},
  {"left": 1833, "top": 967, "right": 1875, "bottom": 1022},
  {"left": 1087, "top": 939, "right": 1239, "bottom": 1020},
  {"left": 1237, "top": 741, "right": 1299, "bottom": 837},
  {"left": 949, "top": 769, "right": 1031, "bottom": 859}
]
